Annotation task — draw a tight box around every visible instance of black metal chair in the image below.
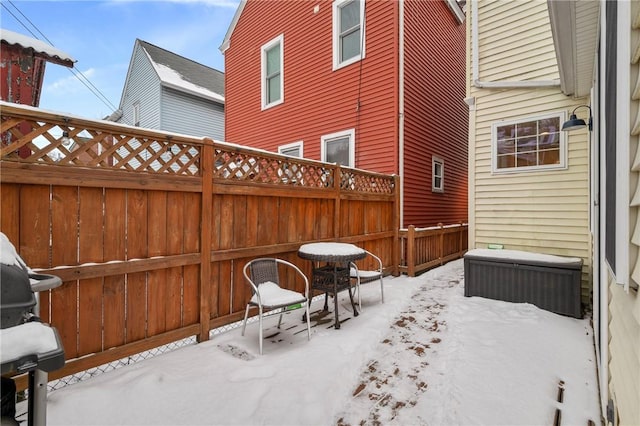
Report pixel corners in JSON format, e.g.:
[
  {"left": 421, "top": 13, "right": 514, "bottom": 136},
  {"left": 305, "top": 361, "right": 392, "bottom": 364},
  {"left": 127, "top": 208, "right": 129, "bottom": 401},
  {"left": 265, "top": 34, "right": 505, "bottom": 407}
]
[
  {"left": 241, "top": 258, "right": 311, "bottom": 354},
  {"left": 350, "top": 249, "right": 384, "bottom": 310}
]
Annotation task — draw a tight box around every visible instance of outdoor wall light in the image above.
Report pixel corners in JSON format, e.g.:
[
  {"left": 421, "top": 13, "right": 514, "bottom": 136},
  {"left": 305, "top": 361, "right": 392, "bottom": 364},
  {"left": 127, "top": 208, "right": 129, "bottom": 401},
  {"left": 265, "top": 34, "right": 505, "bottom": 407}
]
[{"left": 562, "top": 105, "right": 592, "bottom": 132}]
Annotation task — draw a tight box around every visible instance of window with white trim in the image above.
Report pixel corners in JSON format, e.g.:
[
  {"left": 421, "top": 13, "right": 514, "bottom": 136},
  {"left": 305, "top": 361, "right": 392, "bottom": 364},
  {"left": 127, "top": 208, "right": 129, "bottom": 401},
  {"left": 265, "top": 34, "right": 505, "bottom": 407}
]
[
  {"left": 321, "top": 129, "right": 355, "bottom": 167},
  {"left": 432, "top": 156, "right": 444, "bottom": 192},
  {"left": 492, "top": 113, "right": 566, "bottom": 173},
  {"left": 278, "top": 141, "right": 303, "bottom": 157},
  {"left": 261, "top": 34, "right": 284, "bottom": 109},
  {"left": 332, "top": 0, "right": 365, "bottom": 70}
]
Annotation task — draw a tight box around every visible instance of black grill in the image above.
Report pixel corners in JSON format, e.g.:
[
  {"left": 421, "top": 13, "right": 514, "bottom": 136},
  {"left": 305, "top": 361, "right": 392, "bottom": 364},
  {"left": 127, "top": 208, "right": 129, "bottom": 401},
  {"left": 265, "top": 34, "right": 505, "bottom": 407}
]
[{"left": 1, "top": 235, "right": 65, "bottom": 426}]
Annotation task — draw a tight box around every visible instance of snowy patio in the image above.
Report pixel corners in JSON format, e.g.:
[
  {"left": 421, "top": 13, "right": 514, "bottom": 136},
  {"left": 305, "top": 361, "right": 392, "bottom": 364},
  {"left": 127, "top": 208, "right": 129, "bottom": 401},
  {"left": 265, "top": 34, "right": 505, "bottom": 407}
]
[{"left": 31, "top": 259, "right": 600, "bottom": 425}]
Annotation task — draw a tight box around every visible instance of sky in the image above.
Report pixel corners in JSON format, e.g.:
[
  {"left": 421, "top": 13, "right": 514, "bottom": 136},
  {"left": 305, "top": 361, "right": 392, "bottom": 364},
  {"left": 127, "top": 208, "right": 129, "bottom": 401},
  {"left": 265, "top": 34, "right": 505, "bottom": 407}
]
[
  {"left": 1, "top": 0, "right": 237, "bottom": 120},
  {"left": 9, "top": 258, "right": 601, "bottom": 425}
]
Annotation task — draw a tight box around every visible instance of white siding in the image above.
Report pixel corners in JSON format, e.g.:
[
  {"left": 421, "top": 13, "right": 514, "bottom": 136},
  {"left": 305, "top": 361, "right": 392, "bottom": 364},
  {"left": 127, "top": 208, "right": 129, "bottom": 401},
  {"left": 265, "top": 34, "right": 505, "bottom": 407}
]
[
  {"left": 607, "top": 271, "right": 640, "bottom": 425},
  {"left": 476, "top": 0, "right": 560, "bottom": 82},
  {"left": 118, "top": 44, "right": 161, "bottom": 128},
  {"left": 161, "top": 87, "right": 224, "bottom": 139},
  {"left": 468, "top": 1, "right": 591, "bottom": 298}
]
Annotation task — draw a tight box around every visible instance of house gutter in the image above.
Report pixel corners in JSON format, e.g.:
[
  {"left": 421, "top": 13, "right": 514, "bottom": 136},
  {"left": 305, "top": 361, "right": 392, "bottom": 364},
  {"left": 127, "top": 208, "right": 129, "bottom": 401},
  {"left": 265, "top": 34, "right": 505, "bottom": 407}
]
[
  {"left": 471, "top": 0, "right": 561, "bottom": 89},
  {"left": 398, "top": 0, "right": 405, "bottom": 228}
]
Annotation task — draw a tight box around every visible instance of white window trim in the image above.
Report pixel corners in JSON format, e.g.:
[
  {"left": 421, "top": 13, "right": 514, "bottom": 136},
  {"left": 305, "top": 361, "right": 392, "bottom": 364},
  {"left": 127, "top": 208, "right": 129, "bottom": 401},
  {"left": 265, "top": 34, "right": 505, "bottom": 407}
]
[
  {"left": 321, "top": 128, "right": 355, "bottom": 167},
  {"left": 432, "top": 156, "right": 444, "bottom": 192},
  {"left": 332, "top": 0, "right": 366, "bottom": 71},
  {"left": 491, "top": 111, "right": 567, "bottom": 174},
  {"left": 261, "top": 34, "right": 284, "bottom": 110},
  {"left": 278, "top": 141, "right": 303, "bottom": 157}
]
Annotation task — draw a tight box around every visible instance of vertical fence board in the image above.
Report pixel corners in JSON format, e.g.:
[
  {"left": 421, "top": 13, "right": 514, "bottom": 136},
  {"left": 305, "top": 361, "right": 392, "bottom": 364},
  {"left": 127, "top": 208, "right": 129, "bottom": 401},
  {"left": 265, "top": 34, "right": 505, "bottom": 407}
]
[
  {"left": 0, "top": 183, "right": 19, "bottom": 244},
  {"left": 166, "top": 192, "right": 184, "bottom": 330},
  {"left": 183, "top": 192, "right": 200, "bottom": 326},
  {"left": 257, "top": 196, "right": 277, "bottom": 246},
  {"left": 50, "top": 186, "right": 79, "bottom": 358},
  {"left": 277, "top": 197, "right": 291, "bottom": 244},
  {"left": 147, "top": 191, "right": 168, "bottom": 337},
  {"left": 233, "top": 196, "right": 247, "bottom": 249},
  {"left": 18, "top": 185, "right": 51, "bottom": 322},
  {"left": 103, "top": 188, "right": 126, "bottom": 349},
  {"left": 246, "top": 196, "right": 258, "bottom": 247},
  {"left": 216, "top": 260, "right": 232, "bottom": 317},
  {"left": 78, "top": 187, "right": 104, "bottom": 355},
  {"left": 126, "top": 190, "right": 148, "bottom": 342},
  {"left": 219, "top": 195, "right": 233, "bottom": 250}
]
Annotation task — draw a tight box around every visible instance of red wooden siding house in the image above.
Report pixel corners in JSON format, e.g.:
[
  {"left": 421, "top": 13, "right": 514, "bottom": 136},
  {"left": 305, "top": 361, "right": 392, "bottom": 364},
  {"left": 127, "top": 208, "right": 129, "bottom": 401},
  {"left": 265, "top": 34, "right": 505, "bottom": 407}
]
[{"left": 220, "top": 0, "right": 467, "bottom": 227}]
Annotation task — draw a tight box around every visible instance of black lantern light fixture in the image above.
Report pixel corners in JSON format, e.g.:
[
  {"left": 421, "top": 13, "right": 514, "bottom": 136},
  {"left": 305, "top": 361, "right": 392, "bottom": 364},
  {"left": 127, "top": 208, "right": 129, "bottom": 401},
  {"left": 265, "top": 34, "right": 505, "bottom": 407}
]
[{"left": 561, "top": 105, "right": 592, "bottom": 132}]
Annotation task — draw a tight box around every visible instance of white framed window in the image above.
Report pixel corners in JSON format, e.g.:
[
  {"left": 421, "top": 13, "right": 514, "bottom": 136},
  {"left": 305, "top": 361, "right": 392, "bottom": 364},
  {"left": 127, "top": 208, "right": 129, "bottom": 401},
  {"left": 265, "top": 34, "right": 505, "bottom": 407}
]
[
  {"left": 491, "top": 112, "right": 566, "bottom": 173},
  {"left": 432, "top": 156, "right": 444, "bottom": 192},
  {"left": 133, "top": 101, "right": 140, "bottom": 126},
  {"left": 261, "top": 34, "right": 284, "bottom": 110},
  {"left": 278, "top": 141, "right": 303, "bottom": 157},
  {"left": 332, "top": 0, "right": 365, "bottom": 70},
  {"left": 321, "top": 129, "right": 355, "bottom": 167}
]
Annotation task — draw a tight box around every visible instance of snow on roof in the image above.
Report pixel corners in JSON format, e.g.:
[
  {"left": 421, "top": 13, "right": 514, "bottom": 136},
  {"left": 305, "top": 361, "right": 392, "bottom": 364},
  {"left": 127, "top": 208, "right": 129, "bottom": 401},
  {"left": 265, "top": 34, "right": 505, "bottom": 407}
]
[
  {"left": 0, "top": 28, "right": 75, "bottom": 67},
  {"left": 153, "top": 62, "right": 225, "bottom": 104},
  {"left": 138, "top": 40, "right": 224, "bottom": 104}
]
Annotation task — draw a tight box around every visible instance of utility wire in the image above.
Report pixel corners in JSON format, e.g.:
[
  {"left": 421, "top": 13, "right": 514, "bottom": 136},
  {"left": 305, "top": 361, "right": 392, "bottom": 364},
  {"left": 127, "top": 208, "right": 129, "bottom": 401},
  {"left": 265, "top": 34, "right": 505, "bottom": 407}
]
[{"left": 4, "top": 0, "right": 122, "bottom": 117}]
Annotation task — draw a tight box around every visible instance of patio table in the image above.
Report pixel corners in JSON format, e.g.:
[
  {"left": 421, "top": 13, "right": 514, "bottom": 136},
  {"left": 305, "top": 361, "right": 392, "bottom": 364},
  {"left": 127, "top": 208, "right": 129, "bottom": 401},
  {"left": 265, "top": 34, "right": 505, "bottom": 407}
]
[{"left": 297, "top": 242, "right": 366, "bottom": 329}]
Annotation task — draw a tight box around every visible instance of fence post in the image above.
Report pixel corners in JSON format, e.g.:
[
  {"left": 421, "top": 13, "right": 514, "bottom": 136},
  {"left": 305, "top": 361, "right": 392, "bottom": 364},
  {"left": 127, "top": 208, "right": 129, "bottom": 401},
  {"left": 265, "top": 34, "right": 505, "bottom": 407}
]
[
  {"left": 459, "top": 220, "right": 465, "bottom": 257},
  {"left": 438, "top": 223, "right": 444, "bottom": 265},
  {"left": 407, "top": 225, "right": 416, "bottom": 277},
  {"left": 198, "top": 140, "right": 214, "bottom": 342}
]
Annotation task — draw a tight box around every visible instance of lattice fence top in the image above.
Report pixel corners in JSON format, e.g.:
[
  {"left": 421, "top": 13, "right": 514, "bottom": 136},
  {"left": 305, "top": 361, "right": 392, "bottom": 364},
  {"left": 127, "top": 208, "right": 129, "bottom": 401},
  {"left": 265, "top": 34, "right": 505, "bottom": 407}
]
[{"left": 1, "top": 103, "right": 395, "bottom": 194}]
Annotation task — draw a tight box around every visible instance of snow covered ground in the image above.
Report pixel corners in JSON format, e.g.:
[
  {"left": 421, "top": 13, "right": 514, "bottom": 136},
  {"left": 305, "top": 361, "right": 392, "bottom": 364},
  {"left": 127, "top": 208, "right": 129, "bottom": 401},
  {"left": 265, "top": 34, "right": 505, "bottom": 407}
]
[{"left": 35, "top": 259, "right": 600, "bottom": 425}]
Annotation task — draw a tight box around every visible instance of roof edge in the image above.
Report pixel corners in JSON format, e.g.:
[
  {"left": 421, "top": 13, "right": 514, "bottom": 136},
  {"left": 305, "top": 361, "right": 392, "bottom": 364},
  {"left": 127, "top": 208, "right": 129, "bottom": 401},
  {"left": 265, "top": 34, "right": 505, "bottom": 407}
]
[{"left": 219, "top": 0, "right": 246, "bottom": 53}]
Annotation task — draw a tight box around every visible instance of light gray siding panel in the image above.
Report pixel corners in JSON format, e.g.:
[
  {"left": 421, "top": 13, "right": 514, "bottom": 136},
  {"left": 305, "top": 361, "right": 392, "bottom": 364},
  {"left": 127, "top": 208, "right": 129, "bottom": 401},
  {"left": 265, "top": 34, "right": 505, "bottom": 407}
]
[
  {"left": 118, "top": 44, "right": 161, "bottom": 128},
  {"left": 160, "top": 87, "right": 224, "bottom": 139}
]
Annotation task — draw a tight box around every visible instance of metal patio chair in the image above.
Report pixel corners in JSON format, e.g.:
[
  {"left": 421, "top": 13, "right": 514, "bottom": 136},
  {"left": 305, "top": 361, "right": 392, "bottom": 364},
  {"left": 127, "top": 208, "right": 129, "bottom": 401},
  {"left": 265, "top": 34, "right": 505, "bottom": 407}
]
[
  {"left": 241, "top": 258, "right": 311, "bottom": 354},
  {"left": 350, "top": 249, "right": 385, "bottom": 310}
]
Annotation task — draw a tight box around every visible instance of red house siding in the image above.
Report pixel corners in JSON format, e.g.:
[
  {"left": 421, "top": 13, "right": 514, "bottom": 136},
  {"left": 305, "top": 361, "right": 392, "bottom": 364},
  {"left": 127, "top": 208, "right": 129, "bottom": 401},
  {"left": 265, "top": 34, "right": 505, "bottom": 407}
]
[
  {"left": 224, "top": 0, "right": 398, "bottom": 175},
  {"left": 402, "top": 0, "right": 467, "bottom": 227},
  {"left": 224, "top": 0, "right": 467, "bottom": 228}
]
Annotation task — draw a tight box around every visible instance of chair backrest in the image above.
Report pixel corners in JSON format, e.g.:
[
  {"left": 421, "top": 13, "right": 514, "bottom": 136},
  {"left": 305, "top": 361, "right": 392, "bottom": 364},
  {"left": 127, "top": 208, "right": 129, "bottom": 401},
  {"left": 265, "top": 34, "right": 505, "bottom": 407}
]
[{"left": 247, "top": 258, "right": 280, "bottom": 291}]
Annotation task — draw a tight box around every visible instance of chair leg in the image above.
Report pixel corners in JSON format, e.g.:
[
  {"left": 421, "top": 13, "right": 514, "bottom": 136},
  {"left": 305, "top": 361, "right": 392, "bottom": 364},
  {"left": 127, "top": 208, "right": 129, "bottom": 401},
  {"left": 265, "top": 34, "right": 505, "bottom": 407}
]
[
  {"left": 242, "top": 304, "right": 250, "bottom": 336},
  {"left": 357, "top": 278, "right": 362, "bottom": 311},
  {"left": 379, "top": 276, "right": 384, "bottom": 303},
  {"left": 258, "top": 306, "right": 264, "bottom": 355},
  {"left": 304, "top": 300, "right": 311, "bottom": 341},
  {"left": 277, "top": 310, "right": 284, "bottom": 329}
]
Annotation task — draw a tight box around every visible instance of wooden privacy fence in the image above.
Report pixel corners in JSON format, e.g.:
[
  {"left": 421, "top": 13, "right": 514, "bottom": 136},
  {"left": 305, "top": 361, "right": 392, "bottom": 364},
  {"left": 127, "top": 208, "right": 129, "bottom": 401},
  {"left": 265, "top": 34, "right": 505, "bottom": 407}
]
[
  {"left": 399, "top": 223, "right": 468, "bottom": 276},
  {"left": 0, "top": 101, "right": 400, "bottom": 387}
]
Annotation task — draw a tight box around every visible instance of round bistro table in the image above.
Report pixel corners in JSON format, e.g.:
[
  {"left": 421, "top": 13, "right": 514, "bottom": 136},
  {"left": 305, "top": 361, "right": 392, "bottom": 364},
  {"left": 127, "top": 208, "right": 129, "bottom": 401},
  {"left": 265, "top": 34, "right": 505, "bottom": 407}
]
[{"left": 297, "top": 242, "right": 366, "bottom": 329}]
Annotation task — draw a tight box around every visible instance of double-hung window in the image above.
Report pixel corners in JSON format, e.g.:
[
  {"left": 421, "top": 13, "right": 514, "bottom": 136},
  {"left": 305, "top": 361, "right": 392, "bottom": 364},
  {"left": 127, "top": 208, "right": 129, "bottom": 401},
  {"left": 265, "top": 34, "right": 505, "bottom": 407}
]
[
  {"left": 432, "top": 156, "right": 444, "bottom": 192},
  {"left": 492, "top": 113, "right": 566, "bottom": 173},
  {"left": 321, "top": 129, "right": 355, "bottom": 167},
  {"left": 333, "top": 0, "right": 365, "bottom": 70},
  {"left": 261, "top": 34, "right": 283, "bottom": 109}
]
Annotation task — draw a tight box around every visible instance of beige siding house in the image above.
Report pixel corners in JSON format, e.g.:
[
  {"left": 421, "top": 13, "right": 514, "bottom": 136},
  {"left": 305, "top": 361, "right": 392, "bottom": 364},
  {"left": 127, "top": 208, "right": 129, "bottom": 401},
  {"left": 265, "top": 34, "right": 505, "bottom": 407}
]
[
  {"left": 466, "top": 0, "right": 592, "bottom": 298},
  {"left": 469, "top": 0, "right": 640, "bottom": 424}
]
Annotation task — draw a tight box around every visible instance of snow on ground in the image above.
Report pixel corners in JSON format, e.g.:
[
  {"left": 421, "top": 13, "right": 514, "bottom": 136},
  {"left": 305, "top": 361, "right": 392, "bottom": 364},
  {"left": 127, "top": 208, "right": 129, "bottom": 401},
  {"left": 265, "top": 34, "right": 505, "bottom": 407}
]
[{"left": 36, "top": 259, "right": 600, "bottom": 425}]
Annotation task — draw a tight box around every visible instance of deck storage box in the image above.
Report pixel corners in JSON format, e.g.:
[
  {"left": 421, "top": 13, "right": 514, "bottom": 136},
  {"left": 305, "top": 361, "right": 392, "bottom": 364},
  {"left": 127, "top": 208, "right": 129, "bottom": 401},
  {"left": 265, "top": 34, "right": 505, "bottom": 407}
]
[{"left": 463, "top": 249, "right": 583, "bottom": 318}]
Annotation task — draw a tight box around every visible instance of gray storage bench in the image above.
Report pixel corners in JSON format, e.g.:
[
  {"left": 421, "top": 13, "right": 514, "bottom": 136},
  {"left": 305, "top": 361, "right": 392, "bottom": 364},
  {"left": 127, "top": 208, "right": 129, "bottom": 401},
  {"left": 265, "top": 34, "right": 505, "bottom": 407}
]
[{"left": 463, "top": 249, "right": 583, "bottom": 318}]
